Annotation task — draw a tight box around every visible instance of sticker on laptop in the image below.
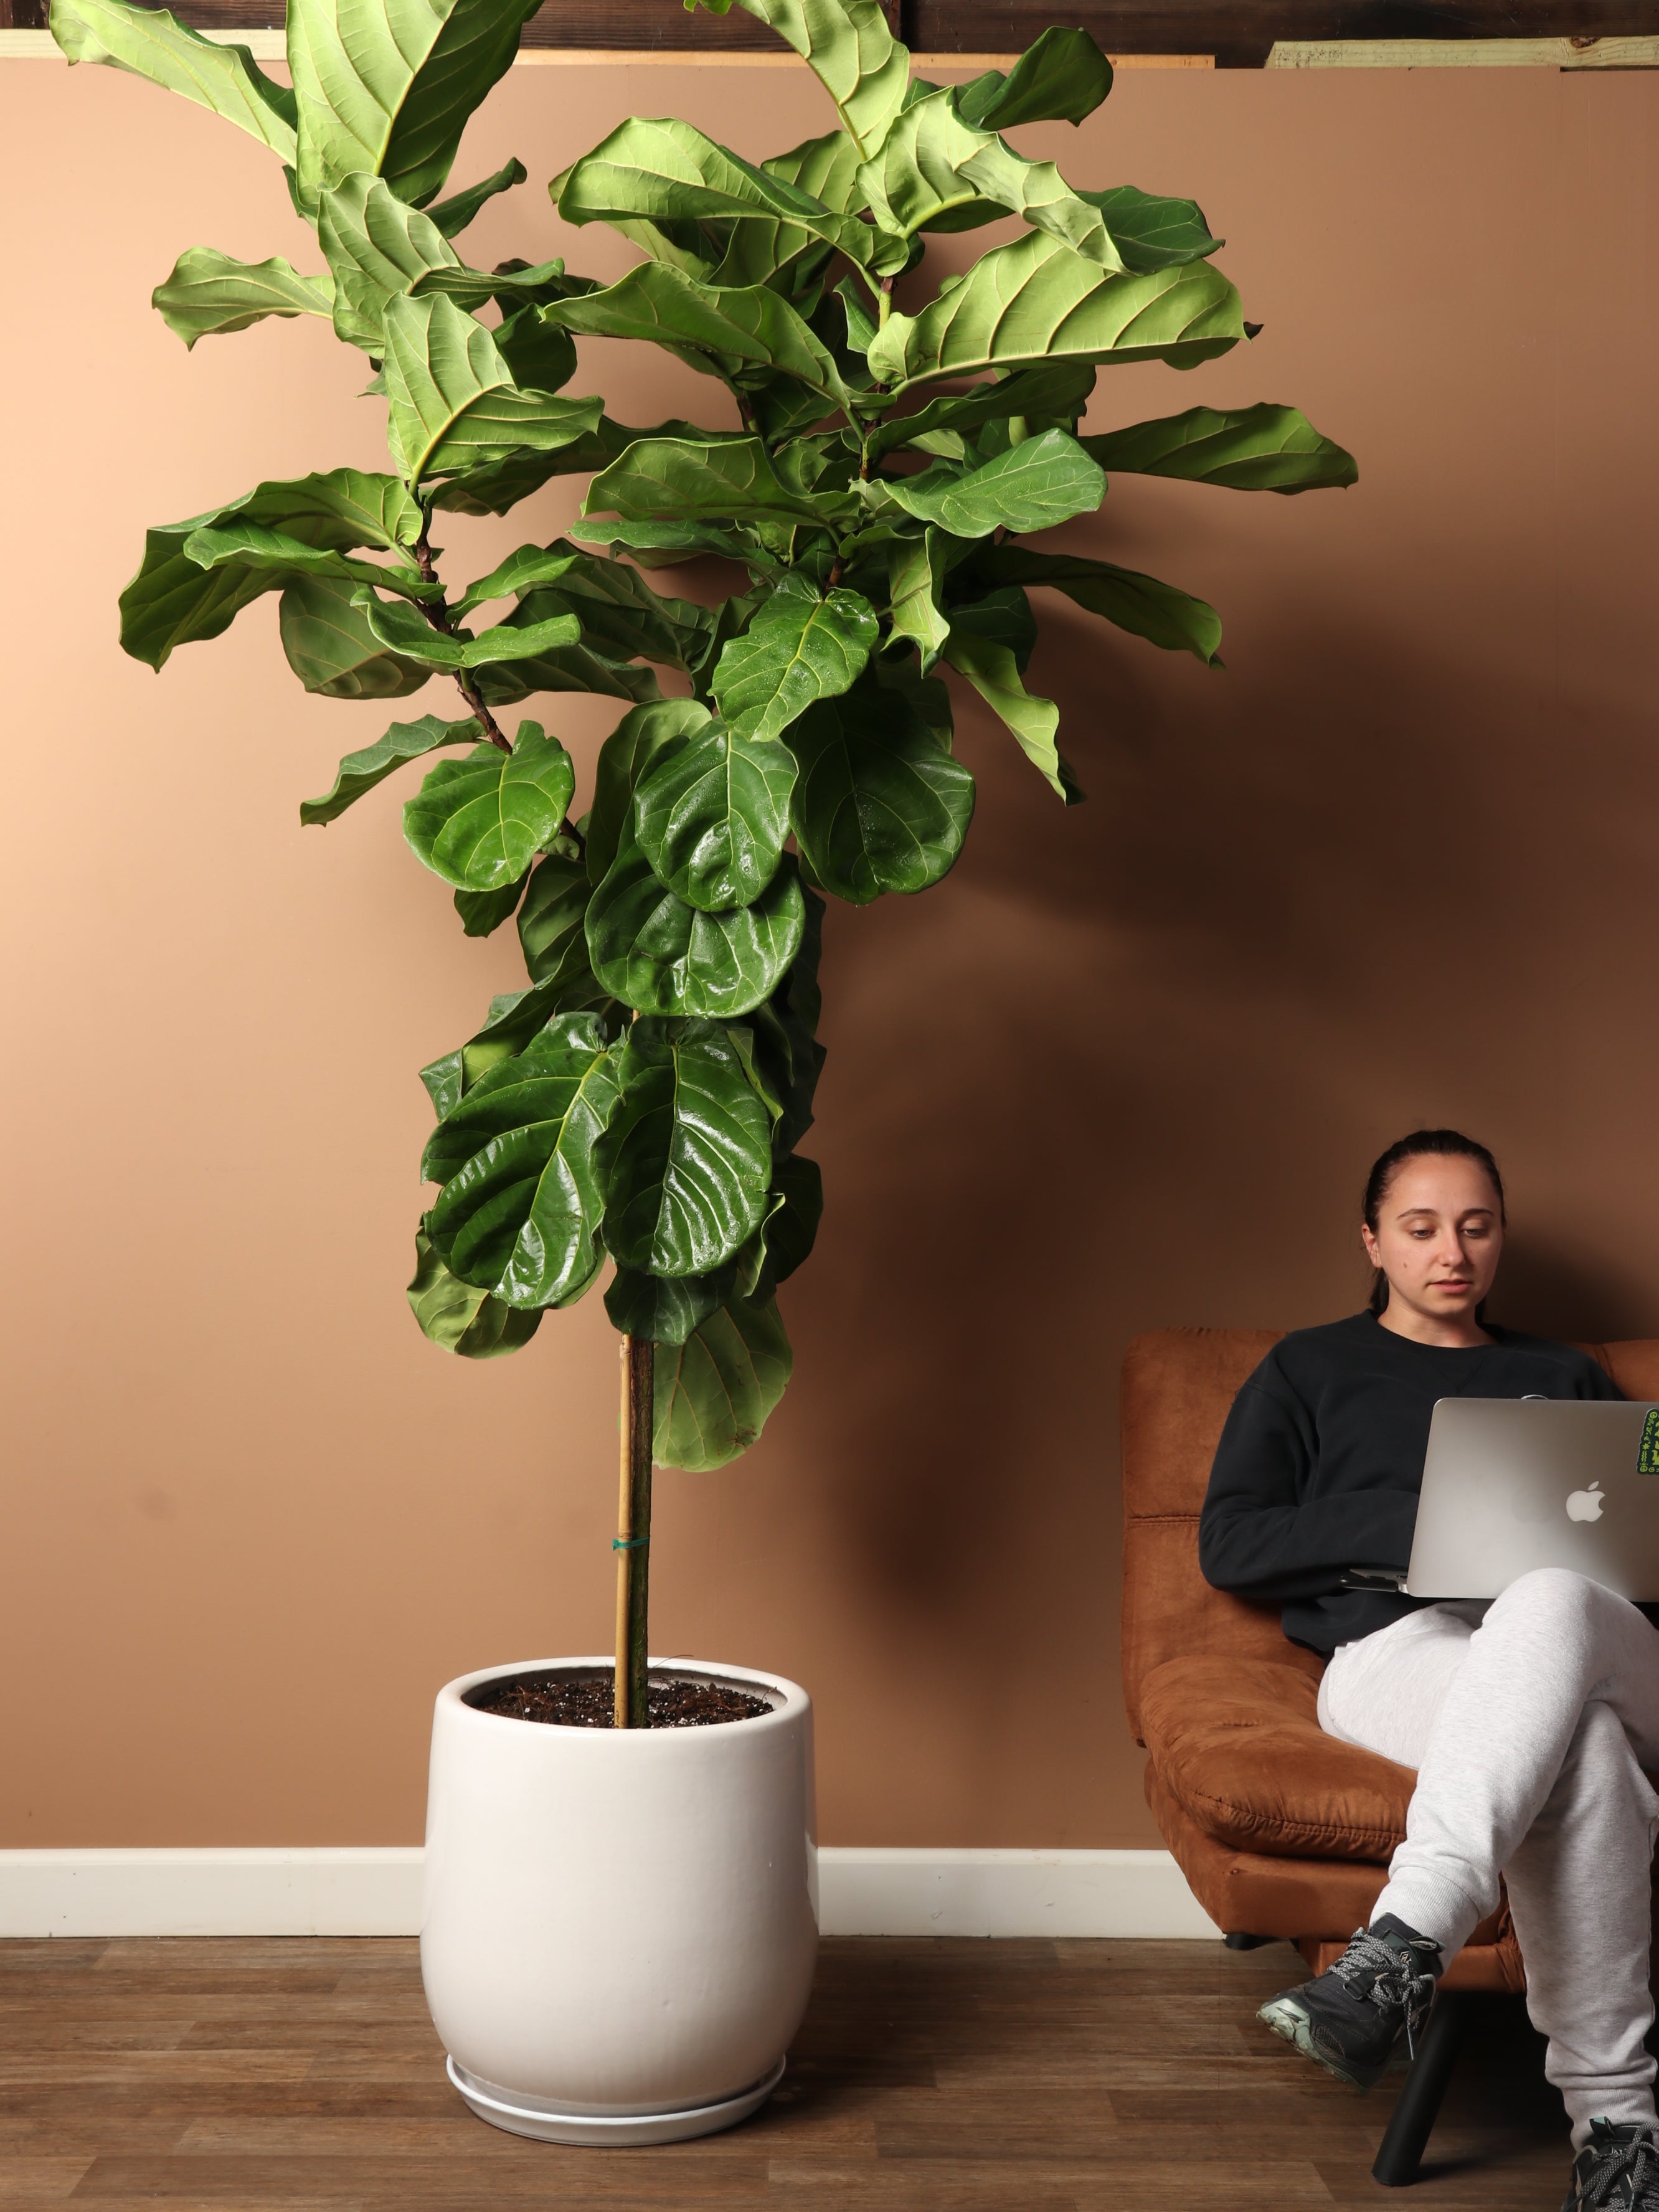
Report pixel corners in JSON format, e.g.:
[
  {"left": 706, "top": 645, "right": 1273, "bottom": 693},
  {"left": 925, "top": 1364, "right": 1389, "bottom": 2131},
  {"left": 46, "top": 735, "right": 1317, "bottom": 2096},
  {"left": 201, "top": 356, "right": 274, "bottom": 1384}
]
[{"left": 1639, "top": 1408, "right": 1659, "bottom": 1475}]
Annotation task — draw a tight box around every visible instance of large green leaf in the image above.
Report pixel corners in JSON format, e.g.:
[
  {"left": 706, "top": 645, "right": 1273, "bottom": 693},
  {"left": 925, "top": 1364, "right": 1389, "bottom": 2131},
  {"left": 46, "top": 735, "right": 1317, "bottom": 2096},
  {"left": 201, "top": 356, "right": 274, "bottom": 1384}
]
[
  {"left": 470, "top": 623, "right": 662, "bottom": 709},
  {"left": 380, "top": 294, "right": 603, "bottom": 483},
  {"left": 419, "top": 975, "right": 619, "bottom": 1118},
  {"left": 410, "top": 256, "right": 592, "bottom": 311},
  {"left": 954, "top": 26, "right": 1112, "bottom": 130},
  {"left": 151, "top": 248, "right": 333, "bottom": 349},
  {"left": 711, "top": 573, "right": 877, "bottom": 744},
  {"left": 864, "top": 360, "right": 1095, "bottom": 465},
  {"left": 706, "top": 127, "right": 864, "bottom": 288},
  {"left": 454, "top": 875, "right": 528, "bottom": 938},
  {"left": 881, "top": 428, "right": 1105, "bottom": 537},
  {"left": 301, "top": 712, "right": 479, "bottom": 826},
  {"left": 942, "top": 595, "right": 1078, "bottom": 804},
  {"left": 50, "top": 0, "right": 296, "bottom": 159},
  {"left": 597, "top": 1017, "right": 773, "bottom": 1276},
  {"left": 403, "top": 724, "right": 576, "bottom": 891},
  {"left": 690, "top": 0, "right": 907, "bottom": 161},
  {"left": 858, "top": 87, "right": 1125, "bottom": 275},
  {"left": 318, "top": 174, "right": 459, "bottom": 349},
  {"left": 587, "top": 699, "right": 713, "bottom": 887},
  {"left": 762, "top": 1151, "right": 823, "bottom": 1286},
  {"left": 653, "top": 1294, "right": 792, "bottom": 1469},
  {"left": 584, "top": 436, "right": 838, "bottom": 530},
  {"left": 518, "top": 845, "right": 598, "bottom": 991},
  {"left": 569, "top": 516, "right": 777, "bottom": 574},
  {"left": 747, "top": 891, "right": 826, "bottom": 1153},
  {"left": 544, "top": 262, "right": 851, "bottom": 419},
  {"left": 557, "top": 116, "right": 869, "bottom": 266},
  {"left": 427, "top": 156, "right": 527, "bottom": 239},
  {"left": 787, "top": 677, "right": 973, "bottom": 904},
  {"left": 355, "top": 592, "right": 580, "bottom": 671},
  {"left": 1083, "top": 403, "right": 1358, "bottom": 493},
  {"left": 886, "top": 529, "right": 950, "bottom": 671},
  {"left": 607, "top": 1263, "right": 732, "bottom": 1348},
  {"left": 963, "top": 545, "right": 1222, "bottom": 663},
  {"left": 866, "top": 238, "right": 1244, "bottom": 392},
  {"left": 455, "top": 542, "right": 706, "bottom": 673},
  {"left": 407, "top": 1228, "right": 541, "bottom": 1356},
  {"left": 119, "top": 469, "right": 421, "bottom": 670},
  {"left": 184, "top": 519, "right": 437, "bottom": 602},
  {"left": 588, "top": 839, "right": 806, "bottom": 1018},
  {"left": 278, "top": 575, "right": 432, "bottom": 697},
  {"left": 421, "top": 1013, "right": 622, "bottom": 1308},
  {"left": 1076, "top": 186, "right": 1222, "bottom": 274},
  {"left": 634, "top": 721, "right": 796, "bottom": 910},
  {"left": 286, "top": 0, "right": 542, "bottom": 217}
]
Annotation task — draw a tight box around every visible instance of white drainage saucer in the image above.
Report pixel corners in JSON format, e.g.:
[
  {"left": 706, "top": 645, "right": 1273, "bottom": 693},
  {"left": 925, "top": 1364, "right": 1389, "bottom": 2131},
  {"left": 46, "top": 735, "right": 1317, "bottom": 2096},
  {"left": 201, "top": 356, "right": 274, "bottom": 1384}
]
[{"left": 446, "top": 2053, "right": 787, "bottom": 2146}]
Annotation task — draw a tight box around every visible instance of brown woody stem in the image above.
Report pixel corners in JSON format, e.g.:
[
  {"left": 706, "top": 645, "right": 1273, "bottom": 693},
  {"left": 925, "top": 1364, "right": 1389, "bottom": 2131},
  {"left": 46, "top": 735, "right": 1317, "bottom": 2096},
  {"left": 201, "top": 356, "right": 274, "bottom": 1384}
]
[
  {"left": 613, "top": 1333, "right": 654, "bottom": 1728},
  {"left": 411, "top": 516, "right": 512, "bottom": 754}
]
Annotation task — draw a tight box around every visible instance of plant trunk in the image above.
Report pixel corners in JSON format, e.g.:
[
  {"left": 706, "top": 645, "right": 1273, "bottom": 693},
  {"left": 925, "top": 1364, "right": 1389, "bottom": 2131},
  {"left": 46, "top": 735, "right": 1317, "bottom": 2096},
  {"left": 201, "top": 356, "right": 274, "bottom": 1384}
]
[{"left": 613, "top": 1333, "right": 654, "bottom": 1728}]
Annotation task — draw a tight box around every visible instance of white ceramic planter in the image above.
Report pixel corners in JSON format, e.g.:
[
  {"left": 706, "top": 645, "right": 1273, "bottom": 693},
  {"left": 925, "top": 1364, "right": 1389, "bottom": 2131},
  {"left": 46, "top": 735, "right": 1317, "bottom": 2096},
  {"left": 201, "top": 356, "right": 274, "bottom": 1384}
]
[{"left": 420, "top": 1655, "right": 818, "bottom": 2146}]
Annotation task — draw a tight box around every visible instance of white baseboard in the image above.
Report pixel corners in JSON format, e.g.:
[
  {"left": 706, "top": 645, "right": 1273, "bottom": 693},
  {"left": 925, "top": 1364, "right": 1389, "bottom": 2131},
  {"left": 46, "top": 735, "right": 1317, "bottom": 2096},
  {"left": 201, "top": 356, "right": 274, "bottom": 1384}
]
[{"left": 0, "top": 1846, "right": 1219, "bottom": 1942}]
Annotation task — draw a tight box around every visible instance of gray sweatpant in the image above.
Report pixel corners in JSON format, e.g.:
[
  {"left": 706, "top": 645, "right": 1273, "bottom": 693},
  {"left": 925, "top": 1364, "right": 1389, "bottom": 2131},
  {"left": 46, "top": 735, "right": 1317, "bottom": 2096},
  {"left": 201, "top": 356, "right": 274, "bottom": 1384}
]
[{"left": 1318, "top": 1568, "right": 1659, "bottom": 2147}]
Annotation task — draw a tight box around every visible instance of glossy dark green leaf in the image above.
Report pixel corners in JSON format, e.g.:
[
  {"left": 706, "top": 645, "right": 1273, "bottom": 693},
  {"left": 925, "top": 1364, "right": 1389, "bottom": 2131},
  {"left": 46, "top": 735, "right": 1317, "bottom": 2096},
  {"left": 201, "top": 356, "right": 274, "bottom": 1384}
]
[
  {"left": 427, "top": 156, "right": 527, "bottom": 239},
  {"left": 1075, "top": 186, "right": 1221, "bottom": 274},
  {"left": 493, "top": 306, "right": 578, "bottom": 395},
  {"left": 300, "top": 712, "right": 479, "bottom": 827},
  {"left": 635, "top": 721, "right": 796, "bottom": 911},
  {"left": 882, "top": 428, "right": 1104, "bottom": 538},
  {"left": 454, "top": 874, "right": 527, "bottom": 937},
  {"left": 50, "top": 0, "right": 296, "bottom": 159},
  {"left": 584, "top": 435, "right": 838, "bottom": 530},
  {"left": 286, "top": 0, "right": 541, "bottom": 217},
  {"left": 318, "top": 173, "right": 459, "bottom": 349},
  {"left": 403, "top": 723, "right": 576, "bottom": 891},
  {"left": 1082, "top": 403, "right": 1358, "bottom": 492},
  {"left": 278, "top": 575, "right": 432, "bottom": 699},
  {"left": 470, "top": 624, "right": 661, "bottom": 709},
  {"left": 456, "top": 542, "right": 706, "bottom": 673},
  {"left": 964, "top": 544, "right": 1223, "bottom": 663},
  {"left": 786, "top": 678, "right": 974, "bottom": 904},
  {"left": 419, "top": 975, "right": 619, "bottom": 1118},
  {"left": 587, "top": 699, "right": 713, "bottom": 887},
  {"left": 597, "top": 1016, "right": 773, "bottom": 1276},
  {"left": 119, "top": 469, "right": 421, "bottom": 670},
  {"left": 605, "top": 1262, "right": 733, "bottom": 1346},
  {"left": 652, "top": 1293, "right": 793, "bottom": 1469},
  {"left": 709, "top": 573, "right": 877, "bottom": 744},
  {"left": 745, "top": 887, "right": 826, "bottom": 1153},
  {"left": 866, "top": 237, "right": 1242, "bottom": 393},
  {"left": 380, "top": 294, "right": 603, "bottom": 483},
  {"left": 152, "top": 248, "right": 332, "bottom": 349},
  {"left": 587, "top": 838, "right": 806, "bottom": 1018},
  {"left": 518, "top": 845, "right": 597, "bottom": 990},
  {"left": 422, "top": 1013, "right": 622, "bottom": 1308},
  {"left": 557, "top": 116, "right": 869, "bottom": 265},
  {"left": 570, "top": 514, "right": 782, "bottom": 575},
  {"left": 355, "top": 591, "right": 580, "bottom": 670},
  {"left": 763, "top": 1152, "right": 823, "bottom": 1285},
  {"left": 955, "top": 27, "right": 1112, "bottom": 130},
  {"left": 184, "top": 519, "right": 436, "bottom": 602},
  {"left": 407, "top": 1228, "right": 541, "bottom": 1357}
]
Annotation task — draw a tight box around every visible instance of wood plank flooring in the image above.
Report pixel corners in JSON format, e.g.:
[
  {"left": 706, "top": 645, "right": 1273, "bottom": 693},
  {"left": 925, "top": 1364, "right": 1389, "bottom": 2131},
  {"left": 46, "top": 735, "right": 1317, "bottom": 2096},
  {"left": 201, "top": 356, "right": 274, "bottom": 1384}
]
[{"left": 0, "top": 1935, "right": 1573, "bottom": 2208}]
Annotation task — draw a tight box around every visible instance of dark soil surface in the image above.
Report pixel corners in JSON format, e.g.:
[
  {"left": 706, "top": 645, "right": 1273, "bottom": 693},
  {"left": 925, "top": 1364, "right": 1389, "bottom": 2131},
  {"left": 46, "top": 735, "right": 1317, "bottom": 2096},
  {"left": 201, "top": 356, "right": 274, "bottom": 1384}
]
[{"left": 470, "top": 1668, "right": 773, "bottom": 1729}]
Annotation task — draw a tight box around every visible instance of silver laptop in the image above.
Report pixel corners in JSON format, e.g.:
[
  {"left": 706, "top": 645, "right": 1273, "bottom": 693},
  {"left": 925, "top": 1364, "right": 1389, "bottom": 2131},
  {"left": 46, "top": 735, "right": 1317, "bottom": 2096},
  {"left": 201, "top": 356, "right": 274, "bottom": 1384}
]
[{"left": 1399, "top": 1399, "right": 1659, "bottom": 1600}]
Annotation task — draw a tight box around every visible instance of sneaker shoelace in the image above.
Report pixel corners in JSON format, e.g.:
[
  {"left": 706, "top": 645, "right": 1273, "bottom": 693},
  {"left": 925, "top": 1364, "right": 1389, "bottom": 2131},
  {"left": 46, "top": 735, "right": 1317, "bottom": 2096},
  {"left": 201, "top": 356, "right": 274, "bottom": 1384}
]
[
  {"left": 1580, "top": 2131, "right": 1659, "bottom": 2210},
  {"left": 1328, "top": 1928, "right": 1439, "bottom": 2058}
]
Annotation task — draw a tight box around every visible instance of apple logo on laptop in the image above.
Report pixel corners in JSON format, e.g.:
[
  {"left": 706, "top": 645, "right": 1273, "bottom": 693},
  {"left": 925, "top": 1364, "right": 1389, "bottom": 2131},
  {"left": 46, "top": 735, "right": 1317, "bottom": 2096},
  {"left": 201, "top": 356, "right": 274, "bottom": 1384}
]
[{"left": 1566, "top": 1482, "right": 1606, "bottom": 1523}]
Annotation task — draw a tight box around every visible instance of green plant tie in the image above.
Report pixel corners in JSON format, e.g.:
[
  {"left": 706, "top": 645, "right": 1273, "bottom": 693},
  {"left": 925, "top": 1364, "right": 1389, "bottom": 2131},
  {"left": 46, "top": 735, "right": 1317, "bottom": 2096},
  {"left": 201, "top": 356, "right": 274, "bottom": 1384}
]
[{"left": 612, "top": 1535, "right": 649, "bottom": 1551}]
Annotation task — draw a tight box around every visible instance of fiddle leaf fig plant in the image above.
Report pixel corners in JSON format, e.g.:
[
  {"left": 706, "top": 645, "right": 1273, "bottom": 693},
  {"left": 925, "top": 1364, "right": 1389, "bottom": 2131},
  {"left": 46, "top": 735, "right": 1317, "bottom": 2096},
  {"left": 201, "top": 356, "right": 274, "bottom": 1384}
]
[{"left": 54, "top": 0, "right": 1356, "bottom": 1723}]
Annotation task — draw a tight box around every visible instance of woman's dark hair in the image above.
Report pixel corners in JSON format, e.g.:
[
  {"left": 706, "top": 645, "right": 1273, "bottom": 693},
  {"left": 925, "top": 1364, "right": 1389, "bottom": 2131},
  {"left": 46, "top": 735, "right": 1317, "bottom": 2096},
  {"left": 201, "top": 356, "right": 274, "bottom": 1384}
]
[{"left": 1363, "top": 1129, "right": 1506, "bottom": 1315}]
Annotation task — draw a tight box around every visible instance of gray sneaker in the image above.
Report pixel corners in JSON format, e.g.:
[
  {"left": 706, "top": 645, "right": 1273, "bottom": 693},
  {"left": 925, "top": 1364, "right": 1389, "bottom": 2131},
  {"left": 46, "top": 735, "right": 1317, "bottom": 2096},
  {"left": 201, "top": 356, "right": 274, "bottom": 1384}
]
[
  {"left": 1257, "top": 1916, "right": 1441, "bottom": 2090},
  {"left": 1561, "top": 2120, "right": 1659, "bottom": 2211}
]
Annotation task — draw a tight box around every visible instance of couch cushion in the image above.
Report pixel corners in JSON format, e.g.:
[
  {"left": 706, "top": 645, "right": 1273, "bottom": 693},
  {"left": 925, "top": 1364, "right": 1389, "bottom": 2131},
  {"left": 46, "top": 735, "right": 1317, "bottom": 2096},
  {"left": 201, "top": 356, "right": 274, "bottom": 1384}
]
[{"left": 1141, "top": 1654, "right": 1414, "bottom": 1862}]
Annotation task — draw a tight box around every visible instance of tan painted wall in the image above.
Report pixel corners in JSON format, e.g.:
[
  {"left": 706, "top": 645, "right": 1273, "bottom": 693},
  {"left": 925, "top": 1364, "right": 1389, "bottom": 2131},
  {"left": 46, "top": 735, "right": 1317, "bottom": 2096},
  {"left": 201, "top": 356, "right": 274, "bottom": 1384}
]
[{"left": 3, "top": 55, "right": 1656, "bottom": 1848}]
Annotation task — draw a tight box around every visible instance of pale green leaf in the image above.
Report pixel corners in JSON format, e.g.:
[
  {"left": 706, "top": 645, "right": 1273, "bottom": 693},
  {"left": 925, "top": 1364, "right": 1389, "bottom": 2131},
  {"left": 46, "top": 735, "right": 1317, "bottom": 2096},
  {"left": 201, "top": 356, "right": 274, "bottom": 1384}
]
[
  {"left": 864, "top": 359, "right": 1095, "bottom": 465},
  {"left": 689, "top": 0, "right": 907, "bottom": 161},
  {"left": 404, "top": 724, "right": 577, "bottom": 890},
  {"left": 887, "top": 529, "right": 950, "bottom": 671},
  {"left": 184, "top": 519, "right": 437, "bottom": 601},
  {"left": 408, "top": 1228, "right": 542, "bottom": 1356},
  {"left": 427, "top": 156, "right": 527, "bottom": 239},
  {"left": 50, "top": 0, "right": 296, "bottom": 159},
  {"left": 584, "top": 435, "right": 836, "bottom": 529},
  {"left": 942, "top": 599, "right": 1078, "bottom": 803},
  {"left": 355, "top": 590, "right": 580, "bottom": 670},
  {"left": 711, "top": 572, "right": 877, "bottom": 742},
  {"left": 1075, "top": 185, "right": 1221, "bottom": 274},
  {"left": 881, "top": 428, "right": 1105, "bottom": 537},
  {"left": 318, "top": 173, "right": 459, "bottom": 349},
  {"left": 965, "top": 545, "right": 1223, "bottom": 663},
  {"left": 278, "top": 575, "right": 432, "bottom": 698},
  {"left": 380, "top": 293, "right": 603, "bottom": 482},
  {"left": 865, "top": 237, "right": 1244, "bottom": 392},
  {"left": 152, "top": 247, "right": 333, "bottom": 349},
  {"left": 955, "top": 27, "right": 1112, "bottom": 130},
  {"left": 1082, "top": 403, "right": 1358, "bottom": 492},
  {"left": 301, "top": 712, "right": 480, "bottom": 828},
  {"left": 653, "top": 1294, "right": 792, "bottom": 1468}
]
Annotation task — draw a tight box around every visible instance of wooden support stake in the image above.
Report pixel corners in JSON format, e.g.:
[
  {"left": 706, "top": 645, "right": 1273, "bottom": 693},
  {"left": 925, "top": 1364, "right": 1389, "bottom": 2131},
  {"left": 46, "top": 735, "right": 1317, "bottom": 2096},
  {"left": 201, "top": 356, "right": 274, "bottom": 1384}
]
[{"left": 613, "top": 1333, "right": 654, "bottom": 1729}]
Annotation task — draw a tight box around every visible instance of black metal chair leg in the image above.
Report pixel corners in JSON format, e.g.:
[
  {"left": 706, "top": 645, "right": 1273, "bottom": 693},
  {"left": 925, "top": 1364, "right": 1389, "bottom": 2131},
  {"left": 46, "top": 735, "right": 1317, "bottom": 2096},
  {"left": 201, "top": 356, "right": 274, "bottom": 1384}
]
[
  {"left": 1224, "top": 1932, "right": 1275, "bottom": 1950},
  {"left": 1372, "top": 1992, "right": 1467, "bottom": 2188}
]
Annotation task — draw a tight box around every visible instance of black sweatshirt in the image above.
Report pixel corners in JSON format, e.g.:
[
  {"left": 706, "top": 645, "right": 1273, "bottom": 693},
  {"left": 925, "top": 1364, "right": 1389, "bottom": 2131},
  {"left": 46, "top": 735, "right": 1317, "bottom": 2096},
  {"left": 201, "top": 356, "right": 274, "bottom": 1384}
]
[{"left": 1198, "top": 1312, "right": 1623, "bottom": 1657}]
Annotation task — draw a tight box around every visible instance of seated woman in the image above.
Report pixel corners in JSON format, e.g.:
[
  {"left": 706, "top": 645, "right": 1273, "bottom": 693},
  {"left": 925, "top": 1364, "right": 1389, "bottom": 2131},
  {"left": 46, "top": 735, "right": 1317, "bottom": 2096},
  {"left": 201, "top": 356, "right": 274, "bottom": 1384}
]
[{"left": 1199, "top": 1128, "right": 1659, "bottom": 2212}]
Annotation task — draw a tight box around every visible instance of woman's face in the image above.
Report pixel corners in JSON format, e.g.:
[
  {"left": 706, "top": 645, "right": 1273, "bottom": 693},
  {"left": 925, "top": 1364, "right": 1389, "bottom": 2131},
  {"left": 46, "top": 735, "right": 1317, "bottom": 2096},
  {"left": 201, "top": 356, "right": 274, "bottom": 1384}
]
[{"left": 1361, "top": 1154, "right": 1504, "bottom": 1326}]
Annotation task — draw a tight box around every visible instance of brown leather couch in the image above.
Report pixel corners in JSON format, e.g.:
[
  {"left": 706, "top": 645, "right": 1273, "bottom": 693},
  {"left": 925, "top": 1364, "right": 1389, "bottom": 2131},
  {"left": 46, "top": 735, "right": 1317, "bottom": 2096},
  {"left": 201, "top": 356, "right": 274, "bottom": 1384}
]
[{"left": 1121, "top": 1327, "right": 1659, "bottom": 2178}]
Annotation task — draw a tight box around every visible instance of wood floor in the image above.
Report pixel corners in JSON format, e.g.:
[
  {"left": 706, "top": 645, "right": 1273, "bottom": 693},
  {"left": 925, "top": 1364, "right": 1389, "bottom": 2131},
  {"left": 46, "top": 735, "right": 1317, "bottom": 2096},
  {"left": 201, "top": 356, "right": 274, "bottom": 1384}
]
[{"left": 0, "top": 1934, "right": 1575, "bottom": 2208}]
